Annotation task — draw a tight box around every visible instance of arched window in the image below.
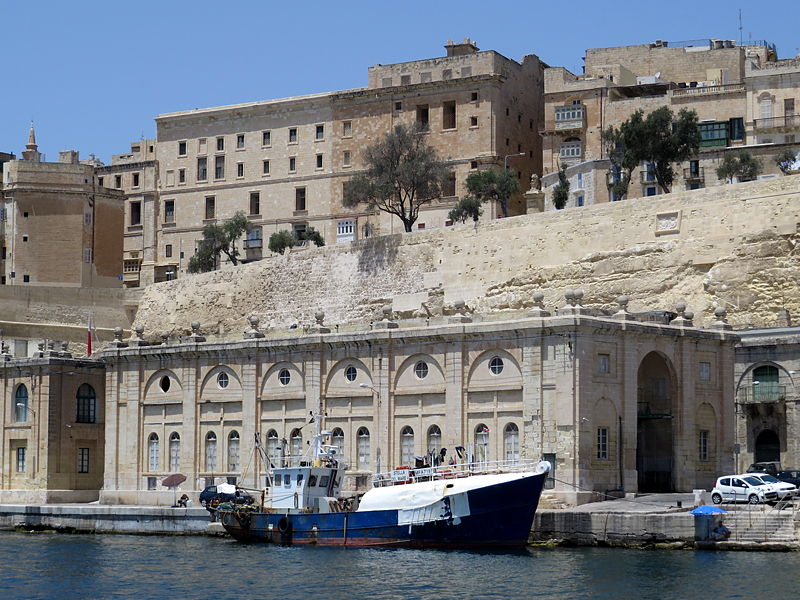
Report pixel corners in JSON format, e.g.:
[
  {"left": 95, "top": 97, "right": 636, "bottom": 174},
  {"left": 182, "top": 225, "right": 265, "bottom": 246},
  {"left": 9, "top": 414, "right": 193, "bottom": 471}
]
[
  {"left": 148, "top": 433, "right": 159, "bottom": 471},
  {"left": 427, "top": 425, "right": 442, "bottom": 456},
  {"left": 331, "top": 428, "right": 344, "bottom": 458},
  {"left": 400, "top": 426, "right": 414, "bottom": 467},
  {"left": 266, "top": 429, "right": 280, "bottom": 465},
  {"left": 205, "top": 432, "right": 217, "bottom": 472},
  {"left": 76, "top": 383, "right": 97, "bottom": 423},
  {"left": 753, "top": 365, "right": 780, "bottom": 402},
  {"left": 228, "top": 431, "right": 240, "bottom": 472},
  {"left": 290, "top": 429, "right": 303, "bottom": 466},
  {"left": 504, "top": 423, "right": 519, "bottom": 463},
  {"left": 475, "top": 424, "right": 490, "bottom": 464},
  {"left": 357, "top": 427, "right": 370, "bottom": 471},
  {"left": 560, "top": 137, "right": 582, "bottom": 159},
  {"left": 14, "top": 384, "right": 28, "bottom": 423},
  {"left": 169, "top": 433, "right": 181, "bottom": 472}
]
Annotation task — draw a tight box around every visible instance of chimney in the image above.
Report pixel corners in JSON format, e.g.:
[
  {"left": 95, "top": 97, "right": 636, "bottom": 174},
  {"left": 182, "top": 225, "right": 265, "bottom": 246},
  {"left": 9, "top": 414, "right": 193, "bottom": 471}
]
[{"left": 445, "top": 37, "right": 479, "bottom": 57}]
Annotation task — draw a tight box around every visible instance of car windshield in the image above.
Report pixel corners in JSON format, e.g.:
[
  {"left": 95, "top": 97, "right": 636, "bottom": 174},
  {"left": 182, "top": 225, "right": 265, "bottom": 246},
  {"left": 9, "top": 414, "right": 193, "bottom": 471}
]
[
  {"left": 760, "top": 475, "right": 780, "bottom": 483},
  {"left": 743, "top": 476, "right": 764, "bottom": 486}
]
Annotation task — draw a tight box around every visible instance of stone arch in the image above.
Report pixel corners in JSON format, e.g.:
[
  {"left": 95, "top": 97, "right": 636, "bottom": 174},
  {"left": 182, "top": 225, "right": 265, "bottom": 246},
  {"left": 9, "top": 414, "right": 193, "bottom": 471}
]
[
  {"left": 466, "top": 349, "right": 522, "bottom": 388},
  {"left": 199, "top": 365, "right": 242, "bottom": 400},
  {"left": 261, "top": 362, "right": 304, "bottom": 396},
  {"left": 394, "top": 353, "right": 445, "bottom": 392},
  {"left": 143, "top": 370, "right": 183, "bottom": 403},
  {"left": 755, "top": 429, "right": 781, "bottom": 463},
  {"left": 325, "top": 358, "right": 372, "bottom": 394}
]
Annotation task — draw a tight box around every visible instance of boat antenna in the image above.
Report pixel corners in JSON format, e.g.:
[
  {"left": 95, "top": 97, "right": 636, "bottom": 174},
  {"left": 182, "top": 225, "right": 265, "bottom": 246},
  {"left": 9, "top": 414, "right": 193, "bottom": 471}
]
[{"left": 254, "top": 432, "right": 274, "bottom": 488}]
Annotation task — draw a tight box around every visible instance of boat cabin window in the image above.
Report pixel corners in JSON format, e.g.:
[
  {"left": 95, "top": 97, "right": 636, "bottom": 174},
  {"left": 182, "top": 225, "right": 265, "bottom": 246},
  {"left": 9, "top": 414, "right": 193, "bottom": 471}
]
[
  {"left": 308, "top": 475, "right": 318, "bottom": 487},
  {"left": 296, "top": 474, "right": 304, "bottom": 486},
  {"left": 319, "top": 475, "right": 330, "bottom": 487},
  {"left": 284, "top": 474, "right": 291, "bottom": 486}
]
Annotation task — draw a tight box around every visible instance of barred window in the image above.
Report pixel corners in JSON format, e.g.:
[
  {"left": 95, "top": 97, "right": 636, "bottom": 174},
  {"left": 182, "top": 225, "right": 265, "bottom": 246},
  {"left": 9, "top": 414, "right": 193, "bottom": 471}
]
[
  {"left": 597, "top": 427, "right": 609, "bottom": 460},
  {"left": 78, "top": 448, "right": 90, "bottom": 473},
  {"left": 699, "top": 430, "right": 709, "bottom": 461}
]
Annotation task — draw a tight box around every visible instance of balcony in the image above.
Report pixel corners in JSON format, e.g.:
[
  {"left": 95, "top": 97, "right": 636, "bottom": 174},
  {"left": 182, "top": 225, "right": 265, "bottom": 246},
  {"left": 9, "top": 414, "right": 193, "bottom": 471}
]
[
  {"left": 243, "top": 237, "right": 263, "bottom": 249},
  {"left": 541, "top": 107, "right": 586, "bottom": 135},
  {"left": 671, "top": 82, "right": 745, "bottom": 97},
  {"left": 683, "top": 167, "right": 704, "bottom": 182},
  {"left": 640, "top": 170, "right": 658, "bottom": 184},
  {"left": 754, "top": 115, "right": 800, "bottom": 133},
  {"left": 736, "top": 384, "right": 786, "bottom": 404}
]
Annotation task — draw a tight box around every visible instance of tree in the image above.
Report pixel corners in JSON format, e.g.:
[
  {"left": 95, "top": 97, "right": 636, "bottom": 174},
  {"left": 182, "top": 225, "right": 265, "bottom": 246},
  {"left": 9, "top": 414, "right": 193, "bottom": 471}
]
[
  {"left": 776, "top": 148, "right": 799, "bottom": 174},
  {"left": 342, "top": 123, "right": 448, "bottom": 232},
  {"left": 716, "top": 150, "right": 762, "bottom": 183},
  {"left": 602, "top": 107, "right": 700, "bottom": 194},
  {"left": 551, "top": 163, "right": 570, "bottom": 210},
  {"left": 267, "top": 227, "right": 325, "bottom": 255},
  {"left": 298, "top": 226, "right": 325, "bottom": 247},
  {"left": 601, "top": 124, "right": 638, "bottom": 199},
  {"left": 463, "top": 168, "right": 521, "bottom": 218},
  {"left": 187, "top": 211, "right": 252, "bottom": 273},
  {"left": 447, "top": 195, "right": 483, "bottom": 224}
]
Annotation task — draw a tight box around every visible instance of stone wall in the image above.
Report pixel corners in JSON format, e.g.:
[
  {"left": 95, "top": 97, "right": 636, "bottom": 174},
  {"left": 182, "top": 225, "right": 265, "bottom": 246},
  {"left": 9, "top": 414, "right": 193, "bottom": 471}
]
[{"left": 130, "top": 175, "right": 800, "bottom": 339}]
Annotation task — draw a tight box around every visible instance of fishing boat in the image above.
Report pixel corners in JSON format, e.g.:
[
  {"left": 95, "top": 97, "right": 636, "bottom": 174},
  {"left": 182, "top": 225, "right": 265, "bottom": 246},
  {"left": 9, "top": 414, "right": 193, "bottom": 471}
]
[{"left": 217, "top": 415, "right": 551, "bottom": 548}]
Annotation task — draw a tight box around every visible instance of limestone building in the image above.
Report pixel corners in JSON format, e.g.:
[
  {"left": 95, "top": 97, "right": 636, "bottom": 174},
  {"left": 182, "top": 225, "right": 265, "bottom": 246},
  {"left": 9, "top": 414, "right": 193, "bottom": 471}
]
[
  {"left": 119, "top": 39, "right": 545, "bottom": 287},
  {"left": 0, "top": 344, "right": 106, "bottom": 502},
  {"left": 1, "top": 126, "right": 126, "bottom": 288},
  {"left": 540, "top": 38, "right": 796, "bottom": 209}
]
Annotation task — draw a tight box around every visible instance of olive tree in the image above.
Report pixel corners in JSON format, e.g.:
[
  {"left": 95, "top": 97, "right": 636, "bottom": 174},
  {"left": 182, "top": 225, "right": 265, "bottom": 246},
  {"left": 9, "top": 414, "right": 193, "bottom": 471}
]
[{"left": 187, "top": 211, "right": 252, "bottom": 273}]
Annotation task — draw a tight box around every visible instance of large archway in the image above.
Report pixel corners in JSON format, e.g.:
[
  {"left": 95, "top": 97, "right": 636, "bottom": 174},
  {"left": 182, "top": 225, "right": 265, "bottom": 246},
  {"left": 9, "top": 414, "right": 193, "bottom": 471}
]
[
  {"left": 636, "top": 352, "right": 675, "bottom": 493},
  {"left": 755, "top": 429, "right": 780, "bottom": 463}
]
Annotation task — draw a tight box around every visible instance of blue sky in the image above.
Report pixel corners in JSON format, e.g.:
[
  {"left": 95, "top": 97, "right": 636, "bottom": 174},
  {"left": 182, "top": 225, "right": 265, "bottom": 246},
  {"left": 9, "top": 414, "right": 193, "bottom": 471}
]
[{"left": 3, "top": 0, "right": 796, "bottom": 164}]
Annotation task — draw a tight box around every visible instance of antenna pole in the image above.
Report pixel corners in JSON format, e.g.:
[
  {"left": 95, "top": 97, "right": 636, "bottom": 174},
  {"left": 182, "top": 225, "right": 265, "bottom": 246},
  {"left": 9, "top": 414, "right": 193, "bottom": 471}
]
[{"left": 739, "top": 9, "right": 742, "bottom": 47}]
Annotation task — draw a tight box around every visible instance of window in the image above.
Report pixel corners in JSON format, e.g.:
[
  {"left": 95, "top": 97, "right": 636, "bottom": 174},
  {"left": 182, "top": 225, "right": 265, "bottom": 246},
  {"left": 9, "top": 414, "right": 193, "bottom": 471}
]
[
  {"left": 289, "top": 157, "right": 296, "bottom": 172},
  {"left": 416, "top": 105, "right": 429, "bottom": 129},
  {"left": 597, "top": 427, "right": 609, "bottom": 460},
  {"left": 400, "top": 426, "right": 414, "bottom": 466},
  {"left": 250, "top": 192, "right": 260, "bottom": 215},
  {"left": 470, "top": 116, "right": 478, "bottom": 127},
  {"left": 98, "top": 177, "right": 104, "bottom": 187},
  {"left": 560, "top": 141, "right": 582, "bottom": 158},
  {"left": 290, "top": 429, "right": 303, "bottom": 464},
  {"left": 395, "top": 101, "right": 402, "bottom": 110},
  {"left": 15, "top": 384, "right": 29, "bottom": 422},
  {"left": 345, "top": 365, "right": 357, "bottom": 382},
  {"left": 471, "top": 92, "right": 478, "bottom": 102},
  {"left": 331, "top": 428, "right": 344, "bottom": 458},
  {"left": 115, "top": 175, "right": 122, "bottom": 188},
  {"left": 646, "top": 186, "right": 657, "bottom": 197},
  {"left": 295, "top": 187, "right": 306, "bottom": 211},
  {"left": 414, "top": 361, "right": 429, "bottom": 379},
  {"left": 427, "top": 425, "right": 442, "bottom": 455},
  {"left": 83, "top": 248, "right": 92, "bottom": 264},
  {"left": 266, "top": 430, "right": 280, "bottom": 465},
  {"left": 577, "top": 173, "right": 583, "bottom": 190},
  {"left": 237, "top": 163, "right": 244, "bottom": 177},
  {"left": 343, "top": 121, "right": 352, "bottom": 137},
  {"left": 215, "top": 156, "right": 225, "bottom": 179},
  {"left": 149, "top": 433, "right": 159, "bottom": 471},
  {"left": 357, "top": 427, "right": 370, "bottom": 470},
  {"left": 729, "top": 117, "right": 745, "bottom": 141},
  {"left": 229, "top": 431, "right": 240, "bottom": 471},
  {"left": 576, "top": 195, "right": 584, "bottom": 207},
  {"left": 205, "top": 197, "right": 216, "bottom": 220},
  {"left": 443, "top": 172, "right": 456, "bottom": 197},
  {"left": 263, "top": 160, "right": 270, "bottom": 175},
  {"left": 654, "top": 378, "right": 667, "bottom": 398},
  {"left": 76, "top": 383, "right": 97, "bottom": 423},
  {"left": 148, "top": 477, "right": 157, "bottom": 490},
  {"left": 217, "top": 372, "right": 229, "bottom": 388},
  {"left": 316, "top": 125, "right": 324, "bottom": 140},
  {"left": 132, "top": 172, "right": 140, "bottom": 187},
  {"left": 169, "top": 433, "right": 180, "bottom": 472},
  {"left": 475, "top": 424, "right": 489, "bottom": 464},
  {"left": 205, "top": 432, "right": 217, "bottom": 471},
  {"left": 178, "top": 141, "right": 187, "bottom": 156},
  {"left": 262, "top": 131, "right": 271, "bottom": 147},
  {"left": 197, "top": 157, "right": 207, "bottom": 181},
  {"left": 598, "top": 354, "right": 610, "bottom": 373},
  {"left": 16, "top": 447, "right": 25, "bottom": 473},
  {"left": 555, "top": 105, "right": 584, "bottom": 122},
  {"left": 279, "top": 368, "right": 291, "bottom": 386},
  {"left": 490, "top": 357, "right": 504, "bottom": 375},
  {"left": 236, "top": 134, "right": 245, "bottom": 149},
  {"left": 443, "top": 101, "right": 456, "bottom": 129},
  {"left": 337, "top": 219, "right": 355, "bottom": 243},
  {"left": 700, "top": 362, "right": 711, "bottom": 381},
  {"left": 164, "top": 200, "right": 175, "bottom": 223},
  {"left": 343, "top": 151, "right": 351, "bottom": 167},
  {"left": 316, "top": 154, "right": 323, "bottom": 169},
  {"left": 699, "top": 430, "right": 710, "bottom": 461},
  {"left": 78, "top": 448, "right": 90, "bottom": 473},
  {"left": 160, "top": 376, "right": 170, "bottom": 392},
  {"left": 470, "top": 161, "right": 478, "bottom": 170},
  {"left": 216, "top": 137, "right": 224, "bottom": 151},
  {"left": 699, "top": 122, "right": 729, "bottom": 148},
  {"left": 129, "top": 202, "right": 141, "bottom": 226},
  {"left": 23, "top": 275, "right": 30, "bottom": 283},
  {"left": 165, "top": 244, "right": 172, "bottom": 258},
  {"left": 179, "top": 169, "right": 186, "bottom": 184},
  {"left": 504, "top": 423, "right": 519, "bottom": 463},
  {"left": 289, "top": 128, "right": 298, "bottom": 143}
]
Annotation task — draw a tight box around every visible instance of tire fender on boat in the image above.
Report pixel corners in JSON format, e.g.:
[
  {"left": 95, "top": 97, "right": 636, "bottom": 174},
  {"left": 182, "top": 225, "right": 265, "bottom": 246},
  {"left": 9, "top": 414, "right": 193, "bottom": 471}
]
[{"left": 278, "top": 516, "right": 292, "bottom": 534}]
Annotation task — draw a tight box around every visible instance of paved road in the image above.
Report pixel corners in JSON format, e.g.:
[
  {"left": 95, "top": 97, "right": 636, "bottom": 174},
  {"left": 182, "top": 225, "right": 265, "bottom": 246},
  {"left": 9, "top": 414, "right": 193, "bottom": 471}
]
[{"left": 561, "top": 493, "right": 697, "bottom": 513}]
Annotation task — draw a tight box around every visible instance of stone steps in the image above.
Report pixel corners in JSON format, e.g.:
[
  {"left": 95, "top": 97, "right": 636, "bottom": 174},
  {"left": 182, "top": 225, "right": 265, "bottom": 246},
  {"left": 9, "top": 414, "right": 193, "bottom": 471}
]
[{"left": 727, "top": 510, "right": 796, "bottom": 543}]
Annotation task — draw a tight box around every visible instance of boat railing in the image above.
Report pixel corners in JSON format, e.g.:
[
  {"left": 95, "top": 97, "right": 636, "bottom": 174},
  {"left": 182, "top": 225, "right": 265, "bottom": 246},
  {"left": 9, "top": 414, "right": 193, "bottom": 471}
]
[{"left": 371, "top": 459, "right": 541, "bottom": 487}]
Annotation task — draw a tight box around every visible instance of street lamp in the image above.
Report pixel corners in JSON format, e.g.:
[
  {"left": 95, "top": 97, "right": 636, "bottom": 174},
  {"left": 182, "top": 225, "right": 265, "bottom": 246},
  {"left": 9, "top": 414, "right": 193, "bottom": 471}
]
[
  {"left": 16, "top": 403, "right": 35, "bottom": 421},
  {"left": 504, "top": 151, "right": 525, "bottom": 170}
]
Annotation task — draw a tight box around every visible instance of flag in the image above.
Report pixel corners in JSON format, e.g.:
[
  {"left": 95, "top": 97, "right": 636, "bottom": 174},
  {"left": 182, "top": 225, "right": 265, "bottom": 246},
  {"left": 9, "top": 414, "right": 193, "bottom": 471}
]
[{"left": 87, "top": 311, "right": 92, "bottom": 356}]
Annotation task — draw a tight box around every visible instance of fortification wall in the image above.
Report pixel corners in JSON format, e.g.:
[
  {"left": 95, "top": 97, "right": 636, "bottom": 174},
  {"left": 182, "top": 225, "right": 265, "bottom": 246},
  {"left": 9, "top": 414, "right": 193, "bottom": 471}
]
[{"left": 131, "top": 175, "right": 800, "bottom": 338}]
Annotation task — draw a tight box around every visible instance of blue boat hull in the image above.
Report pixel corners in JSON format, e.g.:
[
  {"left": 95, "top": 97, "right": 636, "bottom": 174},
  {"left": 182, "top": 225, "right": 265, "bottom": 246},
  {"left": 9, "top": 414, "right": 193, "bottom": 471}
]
[{"left": 220, "top": 472, "right": 548, "bottom": 548}]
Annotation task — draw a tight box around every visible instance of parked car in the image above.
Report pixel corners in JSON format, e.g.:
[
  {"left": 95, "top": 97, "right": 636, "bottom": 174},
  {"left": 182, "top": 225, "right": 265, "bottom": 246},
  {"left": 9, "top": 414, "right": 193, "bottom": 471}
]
[
  {"left": 744, "top": 473, "right": 798, "bottom": 500},
  {"left": 777, "top": 470, "right": 800, "bottom": 487},
  {"left": 747, "top": 462, "right": 781, "bottom": 477},
  {"left": 199, "top": 485, "right": 254, "bottom": 509},
  {"left": 199, "top": 485, "right": 230, "bottom": 508},
  {"left": 711, "top": 475, "right": 779, "bottom": 505}
]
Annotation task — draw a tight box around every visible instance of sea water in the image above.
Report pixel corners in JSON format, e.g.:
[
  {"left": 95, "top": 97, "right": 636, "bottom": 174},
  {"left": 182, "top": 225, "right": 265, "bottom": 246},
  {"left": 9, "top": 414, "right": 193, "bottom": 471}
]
[{"left": 1, "top": 531, "right": 794, "bottom": 599}]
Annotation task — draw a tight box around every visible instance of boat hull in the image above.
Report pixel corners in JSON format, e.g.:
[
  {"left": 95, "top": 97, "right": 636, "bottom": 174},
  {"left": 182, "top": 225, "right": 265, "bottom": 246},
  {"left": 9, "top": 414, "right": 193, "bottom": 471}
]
[{"left": 220, "top": 471, "right": 548, "bottom": 548}]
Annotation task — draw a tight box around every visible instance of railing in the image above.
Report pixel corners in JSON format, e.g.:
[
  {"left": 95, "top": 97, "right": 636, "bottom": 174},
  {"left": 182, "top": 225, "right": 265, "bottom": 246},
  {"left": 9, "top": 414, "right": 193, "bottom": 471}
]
[
  {"left": 683, "top": 167, "right": 704, "bottom": 181},
  {"left": 640, "top": 170, "right": 657, "bottom": 183},
  {"left": 243, "top": 237, "right": 262, "bottom": 249},
  {"left": 637, "top": 400, "right": 673, "bottom": 419},
  {"left": 736, "top": 384, "right": 786, "bottom": 404},
  {"left": 372, "top": 458, "right": 542, "bottom": 488},
  {"left": 754, "top": 115, "right": 800, "bottom": 131},
  {"left": 672, "top": 83, "right": 745, "bottom": 96}
]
